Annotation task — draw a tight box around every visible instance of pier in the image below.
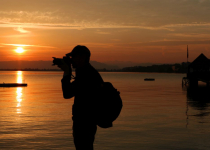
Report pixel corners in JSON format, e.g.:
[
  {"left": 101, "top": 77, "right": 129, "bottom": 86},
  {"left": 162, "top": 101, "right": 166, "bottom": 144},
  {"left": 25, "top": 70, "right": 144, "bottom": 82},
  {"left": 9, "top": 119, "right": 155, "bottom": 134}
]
[{"left": 0, "top": 83, "right": 27, "bottom": 87}]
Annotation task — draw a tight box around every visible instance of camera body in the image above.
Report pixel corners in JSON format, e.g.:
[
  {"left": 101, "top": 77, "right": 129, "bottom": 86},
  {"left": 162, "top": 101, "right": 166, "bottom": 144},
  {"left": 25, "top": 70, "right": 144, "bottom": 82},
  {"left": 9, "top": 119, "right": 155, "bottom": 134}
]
[{"left": 52, "top": 55, "right": 72, "bottom": 66}]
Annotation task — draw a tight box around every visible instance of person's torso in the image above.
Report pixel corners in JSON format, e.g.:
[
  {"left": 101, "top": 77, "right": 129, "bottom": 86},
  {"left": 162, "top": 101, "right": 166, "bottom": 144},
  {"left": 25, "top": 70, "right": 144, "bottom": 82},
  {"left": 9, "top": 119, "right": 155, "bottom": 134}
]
[{"left": 72, "top": 64, "right": 103, "bottom": 121}]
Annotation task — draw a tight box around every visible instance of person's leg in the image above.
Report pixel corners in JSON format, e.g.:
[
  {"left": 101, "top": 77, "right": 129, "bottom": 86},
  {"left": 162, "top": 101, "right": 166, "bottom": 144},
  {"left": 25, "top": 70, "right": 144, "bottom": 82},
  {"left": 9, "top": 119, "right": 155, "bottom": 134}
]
[{"left": 73, "top": 121, "right": 97, "bottom": 150}]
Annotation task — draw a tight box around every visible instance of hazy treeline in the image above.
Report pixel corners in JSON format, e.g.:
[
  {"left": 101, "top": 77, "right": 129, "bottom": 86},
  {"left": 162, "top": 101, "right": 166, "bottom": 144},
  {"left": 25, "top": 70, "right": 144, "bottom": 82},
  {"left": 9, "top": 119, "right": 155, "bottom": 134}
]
[
  {"left": 121, "top": 62, "right": 190, "bottom": 73},
  {"left": 0, "top": 62, "right": 190, "bottom": 74},
  {"left": 0, "top": 61, "right": 117, "bottom": 70}
]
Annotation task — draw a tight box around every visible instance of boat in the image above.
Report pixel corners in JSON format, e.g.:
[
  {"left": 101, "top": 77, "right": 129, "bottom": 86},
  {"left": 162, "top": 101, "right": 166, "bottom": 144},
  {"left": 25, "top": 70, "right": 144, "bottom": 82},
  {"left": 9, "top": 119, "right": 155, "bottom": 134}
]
[
  {"left": 0, "top": 83, "right": 27, "bottom": 87},
  {"left": 144, "top": 78, "right": 155, "bottom": 81}
]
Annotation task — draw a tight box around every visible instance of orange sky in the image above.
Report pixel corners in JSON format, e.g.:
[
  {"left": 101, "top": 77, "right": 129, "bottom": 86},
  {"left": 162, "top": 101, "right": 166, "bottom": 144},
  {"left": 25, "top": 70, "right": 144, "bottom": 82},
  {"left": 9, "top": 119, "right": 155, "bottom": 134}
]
[{"left": 0, "top": 0, "right": 210, "bottom": 64}]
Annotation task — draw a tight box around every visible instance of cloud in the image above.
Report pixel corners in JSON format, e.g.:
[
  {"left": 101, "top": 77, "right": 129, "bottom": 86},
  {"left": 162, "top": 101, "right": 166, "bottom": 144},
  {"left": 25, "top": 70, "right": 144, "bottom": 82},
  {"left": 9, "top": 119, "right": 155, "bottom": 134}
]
[
  {"left": 0, "top": 3, "right": 209, "bottom": 32},
  {"left": 1, "top": 34, "right": 33, "bottom": 38},
  {"left": 0, "top": 1, "right": 210, "bottom": 30},
  {"left": 199, "top": 0, "right": 207, "bottom": 3},
  {"left": 0, "top": 43, "right": 56, "bottom": 48},
  {"left": 0, "top": 11, "right": 55, "bottom": 22},
  {"left": 95, "top": 31, "right": 111, "bottom": 35},
  {"left": 0, "top": 21, "right": 82, "bottom": 30},
  {"left": 111, "top": 39, "right": 121, "bottom": 41},
  {"left": 14, "top": 27, "right": 30, "bottom": 33},
  {"left": 170, "top": 33, "right": 210, "bottom": 38},
  {"left": 128, "top": 39, "right": 210, "bottom": 47},
  {"left": 1, "top": 20, "right": 210, "bottom": 31},
  {"left": 0, "top": 5, "right": 210, "bottom": 31}
]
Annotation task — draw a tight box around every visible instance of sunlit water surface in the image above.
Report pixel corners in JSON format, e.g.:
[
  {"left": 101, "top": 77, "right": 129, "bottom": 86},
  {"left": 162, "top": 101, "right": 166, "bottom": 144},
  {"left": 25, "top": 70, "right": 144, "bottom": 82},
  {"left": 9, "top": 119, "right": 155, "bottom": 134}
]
[{"left": 0, "top": 71, "right": 210, "bottom": 150}]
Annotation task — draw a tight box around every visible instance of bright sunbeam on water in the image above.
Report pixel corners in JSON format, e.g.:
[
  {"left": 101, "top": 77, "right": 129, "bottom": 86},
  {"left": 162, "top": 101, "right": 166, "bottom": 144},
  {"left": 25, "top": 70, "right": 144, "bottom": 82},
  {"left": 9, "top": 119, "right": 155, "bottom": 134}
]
[
  {"left": 17, "top": 71, "right": 23, "bottom": 83},
  {"left": 16, "top": 71, "right": 23, "bottom": 114}
]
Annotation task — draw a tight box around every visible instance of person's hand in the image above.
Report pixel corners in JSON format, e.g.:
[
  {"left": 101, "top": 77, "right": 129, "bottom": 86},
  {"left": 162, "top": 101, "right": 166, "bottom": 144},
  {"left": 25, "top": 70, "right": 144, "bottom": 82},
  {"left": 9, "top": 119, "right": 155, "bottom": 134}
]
[{"left": 58, "top": 60, "right": 72, "bottom": 75}]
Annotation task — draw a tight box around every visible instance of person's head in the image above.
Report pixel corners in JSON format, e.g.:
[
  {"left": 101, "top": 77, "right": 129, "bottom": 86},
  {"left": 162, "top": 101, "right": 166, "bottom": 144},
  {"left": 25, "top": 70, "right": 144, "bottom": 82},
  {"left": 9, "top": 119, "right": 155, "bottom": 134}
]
[{"left": 68, "top": 45, "right": 91, "bottom": 68}]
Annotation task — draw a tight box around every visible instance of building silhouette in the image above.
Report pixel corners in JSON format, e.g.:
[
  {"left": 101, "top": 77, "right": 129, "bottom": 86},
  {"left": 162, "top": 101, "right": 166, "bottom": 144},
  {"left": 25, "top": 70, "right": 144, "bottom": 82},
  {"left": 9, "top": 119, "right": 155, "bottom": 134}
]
[{"left": 185, "top": 53, "right": 210, "bottom": 86}]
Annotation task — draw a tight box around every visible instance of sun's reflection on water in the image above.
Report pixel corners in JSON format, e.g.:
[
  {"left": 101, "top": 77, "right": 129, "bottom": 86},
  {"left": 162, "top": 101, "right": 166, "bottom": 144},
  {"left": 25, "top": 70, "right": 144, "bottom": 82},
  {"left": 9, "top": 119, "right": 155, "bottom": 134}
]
[
  {"left": 17, "top": 71, "right": 23, "bottom": 83},
  {"left": 16, "top": 71, "right": 23, "bottom": 114}
]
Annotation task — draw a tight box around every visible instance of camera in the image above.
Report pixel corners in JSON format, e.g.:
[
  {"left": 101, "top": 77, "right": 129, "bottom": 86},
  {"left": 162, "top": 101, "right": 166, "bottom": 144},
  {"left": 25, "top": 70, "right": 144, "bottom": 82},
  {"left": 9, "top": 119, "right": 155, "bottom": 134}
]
[{"left": 52, "top": 54, "right": 72, "bottom": 66}]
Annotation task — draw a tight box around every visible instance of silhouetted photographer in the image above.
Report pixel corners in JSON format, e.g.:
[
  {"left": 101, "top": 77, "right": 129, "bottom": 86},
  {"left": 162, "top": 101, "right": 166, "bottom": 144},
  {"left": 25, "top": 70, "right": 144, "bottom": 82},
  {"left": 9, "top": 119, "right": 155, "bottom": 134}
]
[
  {"left": 56, "top": 45, "right": 103, "bottom": 150},
  {"left": 55, "top": 45, "right": 122, "bottom": 150}
]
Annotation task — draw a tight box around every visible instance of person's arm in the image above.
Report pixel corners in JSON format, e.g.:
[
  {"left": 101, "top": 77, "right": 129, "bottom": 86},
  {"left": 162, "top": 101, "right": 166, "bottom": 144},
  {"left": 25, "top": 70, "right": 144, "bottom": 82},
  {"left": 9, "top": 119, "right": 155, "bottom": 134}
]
[
  {"left": 61, "top": 74, "right": 76, "bottom": 99},
  {"left": 58, "top": 63, "right": 75, "bottom": 99}
]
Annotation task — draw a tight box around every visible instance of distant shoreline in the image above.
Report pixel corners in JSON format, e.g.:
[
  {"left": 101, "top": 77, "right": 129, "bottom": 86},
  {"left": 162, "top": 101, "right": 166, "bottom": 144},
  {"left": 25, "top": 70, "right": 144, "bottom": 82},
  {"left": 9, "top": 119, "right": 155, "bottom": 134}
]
[
  {"left": 0, "top": 69, "right": 186, "bottom": 74},
  {"left": 0, "top": 62, "right": 189, "bottom": 74},
  {"left": 0, "top": 62, "right": 189, "bottom": 73}
]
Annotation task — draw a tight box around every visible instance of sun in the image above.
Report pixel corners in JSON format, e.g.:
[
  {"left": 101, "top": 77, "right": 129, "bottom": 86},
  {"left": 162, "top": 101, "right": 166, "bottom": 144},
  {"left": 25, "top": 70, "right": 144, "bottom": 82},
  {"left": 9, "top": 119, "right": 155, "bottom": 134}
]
[{"left": 15, "top": 47, "right": 25, "bottom": 53}]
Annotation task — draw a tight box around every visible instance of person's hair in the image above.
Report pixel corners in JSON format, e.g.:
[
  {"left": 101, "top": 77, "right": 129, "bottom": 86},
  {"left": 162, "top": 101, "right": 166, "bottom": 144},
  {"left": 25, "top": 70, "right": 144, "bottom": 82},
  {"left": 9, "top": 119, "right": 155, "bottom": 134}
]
[{"left": 72, "top": 45, "right": 91, "bottom": 62}]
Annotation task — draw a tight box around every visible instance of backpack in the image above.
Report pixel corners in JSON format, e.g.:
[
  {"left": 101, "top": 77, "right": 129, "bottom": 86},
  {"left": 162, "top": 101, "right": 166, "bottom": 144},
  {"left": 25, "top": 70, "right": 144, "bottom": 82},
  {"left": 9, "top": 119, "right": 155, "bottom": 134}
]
[{"left": 95, "top": 82, "right": 123, "bottom": 128}]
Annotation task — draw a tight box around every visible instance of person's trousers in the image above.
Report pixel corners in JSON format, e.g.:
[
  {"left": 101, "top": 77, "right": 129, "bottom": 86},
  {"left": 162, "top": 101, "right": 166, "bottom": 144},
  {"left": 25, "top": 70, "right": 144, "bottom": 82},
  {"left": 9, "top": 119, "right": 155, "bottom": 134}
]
[{"left": 73, "top": 121, "right": 97, "bottom": 150}]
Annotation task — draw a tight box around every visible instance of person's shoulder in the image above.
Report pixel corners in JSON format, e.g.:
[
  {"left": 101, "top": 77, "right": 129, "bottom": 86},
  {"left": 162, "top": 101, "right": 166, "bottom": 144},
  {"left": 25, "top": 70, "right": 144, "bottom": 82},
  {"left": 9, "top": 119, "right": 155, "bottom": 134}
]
[
  {"left": 88, "top": 64, "right": 98, "bottom": 73},
  {"left": 88, "top": 64, "right": 103, "bottom": 82}
]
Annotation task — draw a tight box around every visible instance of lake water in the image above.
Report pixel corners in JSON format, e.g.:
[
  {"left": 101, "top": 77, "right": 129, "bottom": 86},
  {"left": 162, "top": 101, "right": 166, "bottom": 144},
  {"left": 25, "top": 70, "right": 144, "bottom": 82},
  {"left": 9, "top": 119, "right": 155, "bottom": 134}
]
[{"left": 0, "top": 71, "right": 210, "bottom": 150}]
